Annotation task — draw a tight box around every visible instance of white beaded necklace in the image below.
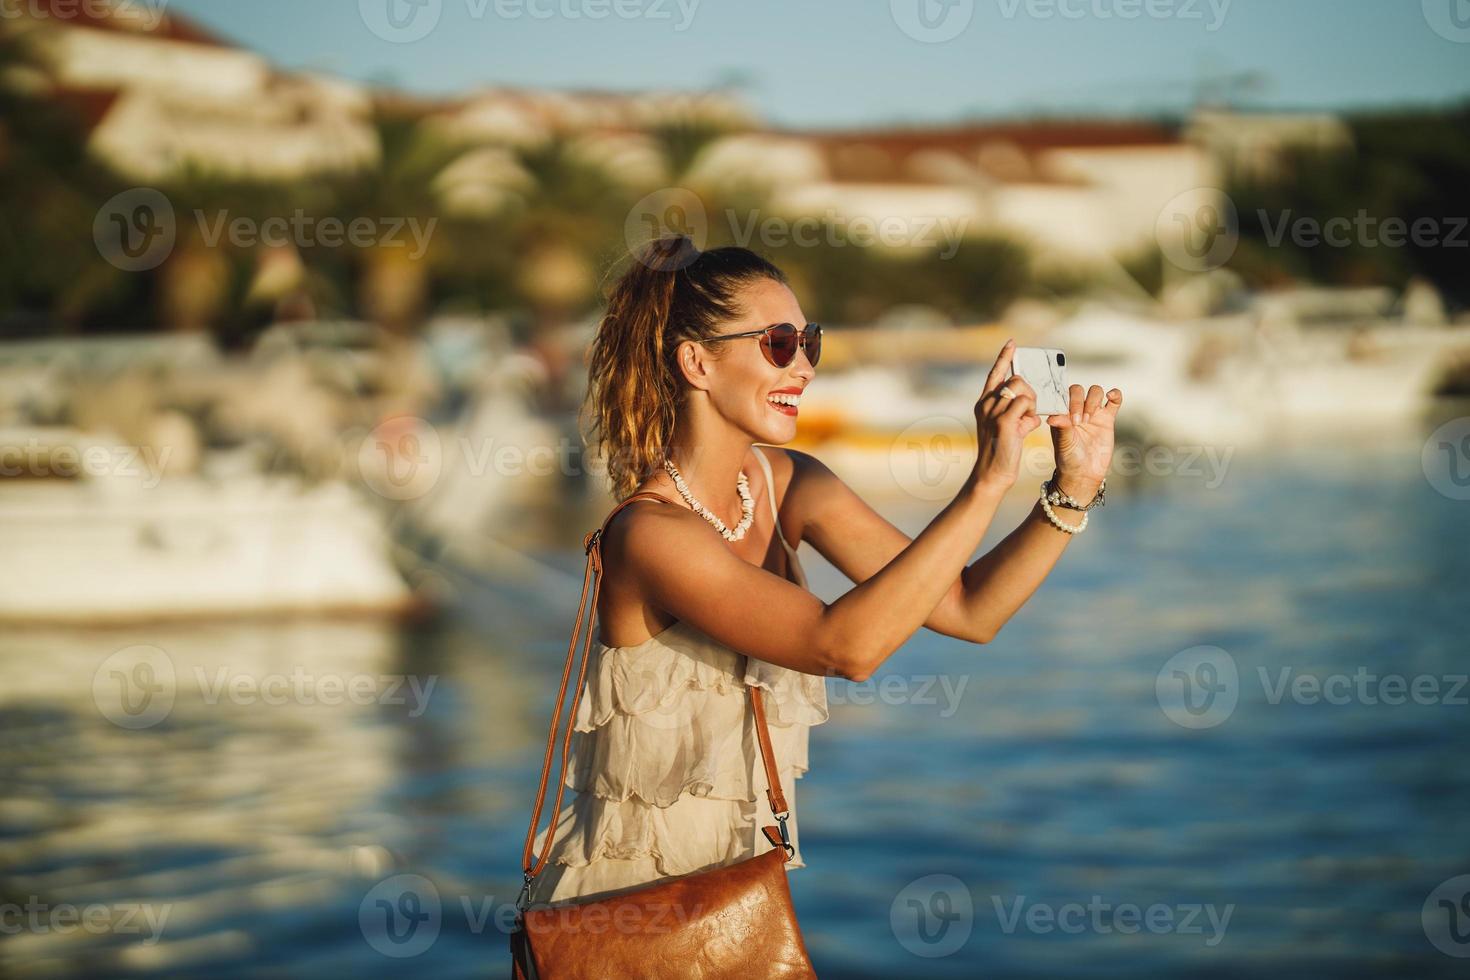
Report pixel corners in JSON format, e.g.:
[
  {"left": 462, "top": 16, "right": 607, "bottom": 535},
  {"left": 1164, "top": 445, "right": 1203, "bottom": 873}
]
[{"left": 662, "top": 457, "right": 755, "bottom": 542}]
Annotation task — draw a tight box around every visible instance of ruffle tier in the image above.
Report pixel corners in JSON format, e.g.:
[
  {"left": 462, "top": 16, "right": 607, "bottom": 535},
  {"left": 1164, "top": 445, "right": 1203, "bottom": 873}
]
[{"left": 528, "top": 620, "right": 828, "bottom": 903}]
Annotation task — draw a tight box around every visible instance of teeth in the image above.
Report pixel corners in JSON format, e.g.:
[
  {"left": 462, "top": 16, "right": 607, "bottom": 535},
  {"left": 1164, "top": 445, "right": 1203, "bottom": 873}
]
[{"left": 767, "top": 394, "right": 801, "bottom": 407}]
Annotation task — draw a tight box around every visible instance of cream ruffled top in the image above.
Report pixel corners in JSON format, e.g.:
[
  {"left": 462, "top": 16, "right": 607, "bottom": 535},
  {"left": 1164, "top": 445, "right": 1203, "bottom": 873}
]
[{"left": 527, "top": 446, "right": 830, "bottom": 906}]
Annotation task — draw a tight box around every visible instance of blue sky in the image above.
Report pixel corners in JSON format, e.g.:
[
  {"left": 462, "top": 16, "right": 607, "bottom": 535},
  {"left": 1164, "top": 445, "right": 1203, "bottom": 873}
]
[{"left": 168, "top": 0, "right": 1470, "bottom": 127}]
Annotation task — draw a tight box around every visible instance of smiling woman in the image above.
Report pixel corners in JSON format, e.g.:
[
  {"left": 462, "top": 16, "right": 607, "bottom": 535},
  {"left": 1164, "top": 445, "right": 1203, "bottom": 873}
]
[{"left": 515, "top": 233, "right": 1122, "bottom": 975}]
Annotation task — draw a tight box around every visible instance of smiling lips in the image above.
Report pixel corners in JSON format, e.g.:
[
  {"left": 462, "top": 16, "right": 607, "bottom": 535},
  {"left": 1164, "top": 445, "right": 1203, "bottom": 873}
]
[{"left": 767, "top": 388, "right": 802, "bottom": 416}]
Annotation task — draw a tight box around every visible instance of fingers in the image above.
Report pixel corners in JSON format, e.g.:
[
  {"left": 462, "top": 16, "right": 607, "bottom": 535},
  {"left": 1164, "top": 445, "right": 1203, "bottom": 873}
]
[
  {"left": 1064, "top": 384, "right": 1124, "bottom": 423},
  {"left": 982, "top": 339, "right": 1016, "bottom": 396},
  {"left": 998, "top": 386, "right": 1036, "bottom": 423},
  {"left": 1081, "top": 385, "right": 1105, "bottom": 422}
]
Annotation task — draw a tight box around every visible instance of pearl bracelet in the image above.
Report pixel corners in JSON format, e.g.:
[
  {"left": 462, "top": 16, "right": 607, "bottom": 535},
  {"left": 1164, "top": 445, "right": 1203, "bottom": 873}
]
[{"left": 1039, "top": 482, "right": 1088, "bottom": 534}]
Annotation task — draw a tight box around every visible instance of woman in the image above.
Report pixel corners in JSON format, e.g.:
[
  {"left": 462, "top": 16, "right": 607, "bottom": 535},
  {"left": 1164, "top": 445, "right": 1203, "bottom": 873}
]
[{"left": 527, "top": 234, "right": 1121, "bottom": 906}]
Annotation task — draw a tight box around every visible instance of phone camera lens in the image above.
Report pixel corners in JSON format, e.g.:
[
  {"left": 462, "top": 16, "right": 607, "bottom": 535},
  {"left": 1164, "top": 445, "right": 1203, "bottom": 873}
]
[{"left": 1056, "top": 353, "right": 1066, "bottom": 367}]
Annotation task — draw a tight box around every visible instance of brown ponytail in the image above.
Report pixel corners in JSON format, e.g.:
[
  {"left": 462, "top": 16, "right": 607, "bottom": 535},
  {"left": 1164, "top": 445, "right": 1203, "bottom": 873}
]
[{"left": 582, "top": 235, "right": 788, "bottom": 500}]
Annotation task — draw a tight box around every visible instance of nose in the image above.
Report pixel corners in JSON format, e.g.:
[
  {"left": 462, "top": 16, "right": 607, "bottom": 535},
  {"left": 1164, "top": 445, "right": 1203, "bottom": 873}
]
[{"left": 790, "top": 350, "right": 815, "bottom": 383}]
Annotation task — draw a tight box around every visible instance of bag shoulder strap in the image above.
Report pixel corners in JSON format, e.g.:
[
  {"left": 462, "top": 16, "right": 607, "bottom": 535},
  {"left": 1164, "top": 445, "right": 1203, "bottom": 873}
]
[{"left": 518, "top": 491, "right": 794, "bottom": 909}]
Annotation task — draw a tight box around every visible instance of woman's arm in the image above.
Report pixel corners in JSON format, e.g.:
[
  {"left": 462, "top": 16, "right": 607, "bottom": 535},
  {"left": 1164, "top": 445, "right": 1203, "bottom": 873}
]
[
  {"left": 608, "top": 467, "right": 1013, "bottom": 684},
  {"left": 792, "top": 380, "right": 1120, "bottom": 647},
  {"left": 612, "top": 341, "right": 1050, "bottom": 682},
  {"left": 789, "top": 450, "right": 1095, "bottom": 646}
]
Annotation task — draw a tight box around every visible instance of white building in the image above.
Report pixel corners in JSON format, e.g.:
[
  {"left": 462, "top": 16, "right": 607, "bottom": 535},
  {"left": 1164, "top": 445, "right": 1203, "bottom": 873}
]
[
  {"left": 686, "top": 121, "right": 1219, "bottom": 263},
  {"left": 7, "top": 0, "right": 378, "bottom": 182}
]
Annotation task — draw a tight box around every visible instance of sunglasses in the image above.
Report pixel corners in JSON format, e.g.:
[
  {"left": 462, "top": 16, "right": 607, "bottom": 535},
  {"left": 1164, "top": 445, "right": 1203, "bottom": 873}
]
[{"left": 697, "top": 322, "right": 822, "bottom": 368}]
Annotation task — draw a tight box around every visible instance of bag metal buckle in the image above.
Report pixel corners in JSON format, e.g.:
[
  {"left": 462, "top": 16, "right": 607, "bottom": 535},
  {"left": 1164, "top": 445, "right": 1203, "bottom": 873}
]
[
  {"left": 775, "top": 812, "right": 794, "bottom": 858},
  {"left": 515, "top": 871, "right": 535, "bottom": 914}
]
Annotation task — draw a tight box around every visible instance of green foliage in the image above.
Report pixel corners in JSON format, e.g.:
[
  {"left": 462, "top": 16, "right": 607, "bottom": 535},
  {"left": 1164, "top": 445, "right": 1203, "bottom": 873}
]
[{"left": 1226, "top": 102, "right": 1470, "bottom": 306}]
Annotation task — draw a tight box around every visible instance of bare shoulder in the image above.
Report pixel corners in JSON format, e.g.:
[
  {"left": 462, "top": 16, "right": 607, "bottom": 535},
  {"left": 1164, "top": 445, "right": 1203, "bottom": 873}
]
[
  {"left": 768, "top": 446, "right": 842, "bottom": 519},
  {"left": 600, "top": 493, "right": 728, "bottom": 583}
]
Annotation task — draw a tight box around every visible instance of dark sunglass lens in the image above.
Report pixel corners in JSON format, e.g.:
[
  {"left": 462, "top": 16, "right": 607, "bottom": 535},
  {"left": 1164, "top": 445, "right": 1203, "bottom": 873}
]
[
  {"left": 767, "top": 324, "right": 798, "bottom": 366},
  {"left": 806, "top": 325, "right": 821, "bottom": 366}
]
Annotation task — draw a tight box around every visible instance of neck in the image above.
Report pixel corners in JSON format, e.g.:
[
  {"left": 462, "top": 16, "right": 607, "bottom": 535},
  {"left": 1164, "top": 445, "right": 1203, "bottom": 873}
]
[{"left": 665, "top": 411, "right": 754, "bottom": 531}]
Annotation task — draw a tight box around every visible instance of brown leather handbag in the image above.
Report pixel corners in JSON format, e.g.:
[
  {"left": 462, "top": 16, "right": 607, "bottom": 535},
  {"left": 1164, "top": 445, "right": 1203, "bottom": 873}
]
[{"left": 510, "top": 491, "right": 818, "bottom": 979}]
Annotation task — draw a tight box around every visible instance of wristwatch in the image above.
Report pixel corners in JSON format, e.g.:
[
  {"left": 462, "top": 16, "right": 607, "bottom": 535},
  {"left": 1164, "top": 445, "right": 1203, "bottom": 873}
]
[{"left": 1043, "top": 473, "right": 1106, "bottom": 511}]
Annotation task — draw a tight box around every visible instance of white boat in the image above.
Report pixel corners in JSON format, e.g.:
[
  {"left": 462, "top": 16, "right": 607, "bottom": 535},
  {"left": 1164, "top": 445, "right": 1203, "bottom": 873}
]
[{"left": 0, "top": 427, "right": 414, "bottom": 625}]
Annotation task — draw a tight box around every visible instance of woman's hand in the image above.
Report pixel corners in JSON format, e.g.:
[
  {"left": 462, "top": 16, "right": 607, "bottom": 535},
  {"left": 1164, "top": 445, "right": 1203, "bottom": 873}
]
[
  {"left": 1046, "top": 383, "right": 1123, "bottom": 495},
  {"left": 971, "top": 340, "right": 1041, "bottom": 493}
]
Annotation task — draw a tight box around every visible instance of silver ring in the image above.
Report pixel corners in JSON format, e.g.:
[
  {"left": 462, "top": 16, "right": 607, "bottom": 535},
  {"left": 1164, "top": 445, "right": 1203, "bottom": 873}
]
[{"left": 997, "top": 386, "right": 1016, "bottom": 401}]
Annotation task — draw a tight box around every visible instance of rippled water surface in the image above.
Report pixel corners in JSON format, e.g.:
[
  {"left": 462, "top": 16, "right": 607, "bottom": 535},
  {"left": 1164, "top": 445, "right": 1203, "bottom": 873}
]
[{"left": 3, "top": 431, "right": 1468, "bottom": 978}]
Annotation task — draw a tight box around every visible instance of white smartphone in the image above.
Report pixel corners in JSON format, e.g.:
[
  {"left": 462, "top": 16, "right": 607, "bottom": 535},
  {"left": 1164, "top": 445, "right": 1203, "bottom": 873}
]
[{"left": 1006, "top": 347, "right": 1069, "bottom": 416}]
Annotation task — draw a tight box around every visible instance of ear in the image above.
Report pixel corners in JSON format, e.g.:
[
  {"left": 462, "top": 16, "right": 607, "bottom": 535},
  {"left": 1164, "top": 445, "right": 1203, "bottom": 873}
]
[{"left": 676, "top": 339, "right": 716, "bottom": 392}]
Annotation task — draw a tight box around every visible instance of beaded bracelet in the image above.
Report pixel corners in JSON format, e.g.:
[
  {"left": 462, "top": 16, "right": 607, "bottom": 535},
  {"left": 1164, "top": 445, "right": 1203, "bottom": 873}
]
[
  {"left": 1043, "top": 473, "right": 1106, "bottom": 511},
  {"left": 1039, "top": 482, "right": 1089, "bottom": 534}
]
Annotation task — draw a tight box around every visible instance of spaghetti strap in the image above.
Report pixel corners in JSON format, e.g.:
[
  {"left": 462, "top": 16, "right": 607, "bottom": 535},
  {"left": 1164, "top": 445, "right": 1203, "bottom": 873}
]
[{"left": 751, "top": 446, "right": 796, "bottom": 555}]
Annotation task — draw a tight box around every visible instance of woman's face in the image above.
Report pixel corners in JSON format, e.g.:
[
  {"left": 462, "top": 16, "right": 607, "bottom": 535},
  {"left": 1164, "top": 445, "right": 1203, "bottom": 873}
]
[{"left": 691, "top": 277, "right": 816, "bottom": 444}]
